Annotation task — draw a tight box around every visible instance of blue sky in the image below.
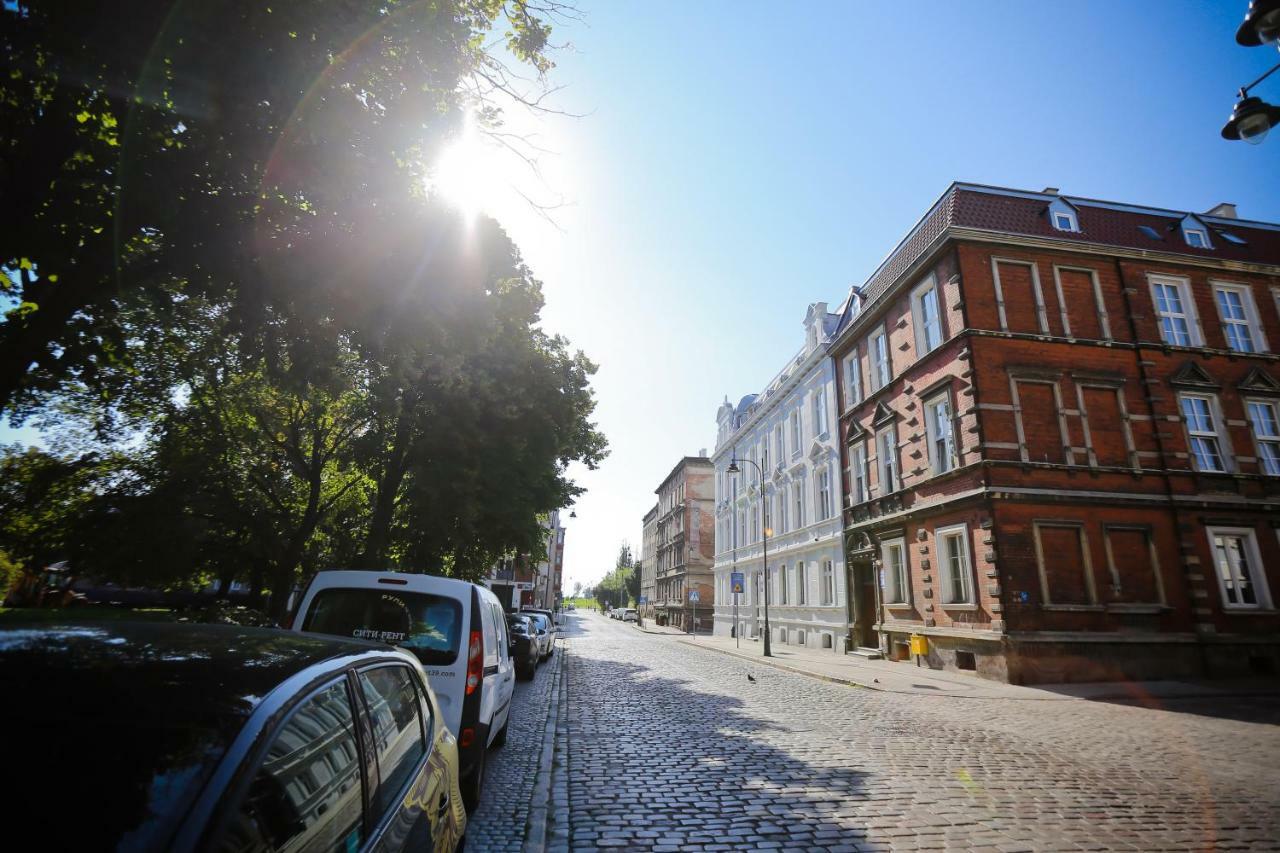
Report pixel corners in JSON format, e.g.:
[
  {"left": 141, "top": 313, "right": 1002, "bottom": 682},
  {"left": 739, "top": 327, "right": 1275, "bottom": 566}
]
[{"left": 6, "top": 1, "right": 1279, "bottom": 592}]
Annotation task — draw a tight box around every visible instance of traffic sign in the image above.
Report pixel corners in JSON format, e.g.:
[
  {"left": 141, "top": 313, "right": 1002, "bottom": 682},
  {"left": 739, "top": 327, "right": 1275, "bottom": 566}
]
[
  {"left": 730, "top": 572, "right": 744, "bottom": 594},
  {"left": 688, "top": 589, "right": 700, "bottom": 603},
  {"left": 639, "top": 595, "right": 647, "bottom": 604}
]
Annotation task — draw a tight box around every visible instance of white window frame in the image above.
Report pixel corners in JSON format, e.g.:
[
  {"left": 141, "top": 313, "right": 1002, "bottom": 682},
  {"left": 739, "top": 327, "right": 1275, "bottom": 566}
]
[
  {"left": 817, "top": 465, "right": 832, "bottom": 519},
  {"left": 912, "top": 274, "right": 943, "bottom": 355},
  {"left": 1206, "top": 526, "right": 1272, "bottom": 610},
  {"left": 1179, "top": 393, "right": 1231, "bottom": 473},
  {"left": 778, "top": 564, "right": 788, "bottom": 605},
  {"left": 870, "top": 326, "right": 891, "bottom": 391},
  {"left": 796, "top": 561, "right": 807, "bottom": 605},
  {"left": 880, "top": 537, "right": 909, "bottom": 606},
  {"left": 1052, "top": 210, "right": 1077, "bottom": 232},
  {"left": 1184, "top": 227, "right": 1211, "bottom": 249},
  {"left": 793, "top": 476, "right": 804, "bottom": 528},
  {"left": 1212, "top": 281, "right": 1268, "bottom": 354},
  {"left": 790, "top": 409, "right": 802, "bottom": 458},
  {"left": 924, "top": 390, "right": 957, "bottom": 476},
  {"left": 844, "top": 350, "right": 863, "bottom": 409},
  {"left": 821, "top": 559, "right": 835, "bottom": 605},
  {"left": 774, "top": 424, "right": 784, "bottom": 467},
  {"left": 813, "top": 388, "right": 829, "bottom": 439},
  {"left": 777, "top": 488, "right": 788, "bottom": 534},
  {"left": 852, "top": 442, "right": 869, "bottom": 503},
  {"left": 1246, "top": 398, "right": 1280, "bottom": 476},
  {"left": 1149, "top": 275, "right": 1202, "bottom": 347},
  {"left": 876, "top": 426, "right": 898, "bottom": 494},
  {"left": 937, "top": 523, "right": 975, "bottom": 606}
]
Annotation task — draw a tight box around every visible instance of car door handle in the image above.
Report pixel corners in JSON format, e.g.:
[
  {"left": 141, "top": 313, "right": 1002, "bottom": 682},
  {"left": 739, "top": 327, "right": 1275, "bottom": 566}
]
[{"left": 437, "top": 792, "right": 451, "bottom": 819}]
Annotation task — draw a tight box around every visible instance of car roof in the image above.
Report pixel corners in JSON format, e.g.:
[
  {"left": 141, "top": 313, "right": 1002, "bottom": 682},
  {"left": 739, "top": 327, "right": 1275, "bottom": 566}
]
[
  {"left": 308, "top": 569, "right": 479, "bottom": 596},
  {"left": 0, "top": 620, "right": 403, "bottom": 849}
]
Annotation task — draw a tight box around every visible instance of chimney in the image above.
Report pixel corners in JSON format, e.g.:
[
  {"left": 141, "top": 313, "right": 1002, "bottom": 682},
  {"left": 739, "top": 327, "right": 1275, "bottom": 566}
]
[
  {"left": 1042, "top": 187, "right": 1059, "bottom": 195},
  {"left": 698, "top": 447, "right": 707, "bottom": 457},
  {"left": 1205, "top": 202, "right": 1237, "bottom": 219}
]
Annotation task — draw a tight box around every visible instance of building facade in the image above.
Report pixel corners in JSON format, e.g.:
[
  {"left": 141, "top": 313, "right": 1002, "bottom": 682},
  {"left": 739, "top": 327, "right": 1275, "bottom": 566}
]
[
  {"left": 654, "top": 456, "right": 715, "bottom": 631},
  {"left": 533, "top": 510, "right": 565, "bottom": 610},
  {"left": 830, "top": 182, "right": 1280, "bottom": 684},
  {"left": 640, "top": 504, "right": 658, "bottom": 620},
  {"left": 712, "top": 303, "right": 851, "bottom": 652}
]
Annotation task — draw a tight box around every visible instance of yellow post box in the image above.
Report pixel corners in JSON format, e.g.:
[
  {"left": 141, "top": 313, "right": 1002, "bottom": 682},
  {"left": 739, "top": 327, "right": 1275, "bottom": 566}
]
[{"left": 909, "top": 634, "right": 929, "bottom": 657}]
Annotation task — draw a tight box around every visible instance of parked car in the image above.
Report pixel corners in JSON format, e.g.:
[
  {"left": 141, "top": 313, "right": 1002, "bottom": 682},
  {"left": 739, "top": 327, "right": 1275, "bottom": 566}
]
[
  {"left": 622, "top": 608, "right": 638, "bottom": 622},
  {"left": 1, "top": 620, "right": 466, "bottom": 852},
  {"left": 522, "top": 606, "right": 561, "bottom": 628},
  {"left": 524, "top": 611, "right": 555, "bottom": 659},
  {"left": 293, "top": 571, "right": 515, "bottom": 812},
  {"left": 506, "top": 613, "right": 540, "bottom": 680}
]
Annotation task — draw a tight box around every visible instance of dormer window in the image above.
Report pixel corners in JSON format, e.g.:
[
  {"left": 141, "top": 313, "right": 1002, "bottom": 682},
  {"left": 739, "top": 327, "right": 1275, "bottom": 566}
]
[
  {"left": 1185, "top": 228, "right": 1210, "bottom": 248},
  {"left": 1180, "top": 215, "right": 1214, "bottom": 249},
  {"left": 1052, "top": 211, "right": 1077, "bottom": 232},
  {"left": 1047, "top": 197, "right": 1079, "bottom": 233}
]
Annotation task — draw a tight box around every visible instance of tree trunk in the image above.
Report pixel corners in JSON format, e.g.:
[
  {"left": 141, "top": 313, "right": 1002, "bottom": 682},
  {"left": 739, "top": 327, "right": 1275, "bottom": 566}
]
[{"left": 360, "top": 402, "right": 414, "bottom": 568}]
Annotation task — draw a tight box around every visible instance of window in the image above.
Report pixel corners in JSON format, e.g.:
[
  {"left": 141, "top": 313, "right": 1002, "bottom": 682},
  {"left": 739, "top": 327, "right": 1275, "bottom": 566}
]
[
  {"left": 1052, "top": 211, "right": 1076, "bottom": 232},
  {"left": 1213, "top": 283, "right": 1265, "bottom": 353},
  {"left": 776, "top": 489, "right": 788, "bottom": 534},
  {"left": 778, "top": 564, "right": 788, "bottom": 604},
  {"left": 913, "top": 276, "right": 942, "bottom": 354},
  {"left": 817, "top": 466, "right": 832, "bottom": 519},
  {"left": 1208, "top": 528, "right": 1270, "bottom": 609},
  {"left": 751, "top": 504, "right": 759, "bottom": 543},
  {"left": 774, "top": 424, "right": 784, "bottom": 466},
  {"left": 302, "top": 589, "right": 463, "bottom": 665},
  {"left": 813, "top": 389, "right": 828, "bottom": 438},
  {"left": 1150, "top": 277, "right": 1200, "bottom": 346},
  {"left": 821, "top": 560, "right": 835, "bottom": 605},
  {"left": 924, "top": 392, "right": 956, "bottom": 475},
  {"left": 790, "top": 409, "right": 801, "bottom": 457},
  {"left": 881, "top": 538, "right": 908, "bottom": 605},
  {"left": 796, "top": 561, "right": 806, "bottom": 605},
  {"left": 877, "top": 426, "right": 898, "bottom": 494},
  {"left": 870, "top": 327, "right": 891, "bottom": 390},
  {"left": 1247, "top": 400, "right": 1280, "bottom": 476},
  {"left": 1185, "top": 228, "right": 1210, "bottom": 249},
  {"left": 844, "top": 351, "right": 863, "bottom": 408},
  {"left": 793, "top": 477, "right": 804, "bottom": 528},
  {"left": 219, "top": 680, "right": 364, "bottom": 852},
  {"left": 852, "top": 443, "right": 868, "bottom": 504},
  {"left": 763, "top": 494, "right": 772, "bottom": 536},
  {"left": 938, "top": 525, "right": 974, "bottom": 605},
  {"left": 1180, "top": 395, "right": 1229, "bottom": 472},
  {"left": 359, "top": 666, "right": 427, "bottom": 816}
]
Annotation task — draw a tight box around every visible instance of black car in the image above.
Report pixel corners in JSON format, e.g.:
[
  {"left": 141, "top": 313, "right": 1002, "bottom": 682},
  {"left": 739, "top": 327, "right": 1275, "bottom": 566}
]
[
  {"left": 505, "top": 613, "right": 539, "bottom": 680},
  {"left": 0, "top": 620, "right": 467, "bottom": 852}
]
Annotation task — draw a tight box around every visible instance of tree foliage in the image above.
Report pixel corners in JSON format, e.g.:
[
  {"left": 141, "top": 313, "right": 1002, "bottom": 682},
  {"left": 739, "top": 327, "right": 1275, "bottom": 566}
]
[{"left": 0, "top": 0, "right": 604, "bottom": 616}]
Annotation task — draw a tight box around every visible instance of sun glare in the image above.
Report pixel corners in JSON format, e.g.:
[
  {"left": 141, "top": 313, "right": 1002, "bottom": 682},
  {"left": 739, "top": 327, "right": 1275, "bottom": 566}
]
[{"left": 428, "top": 115, "right": 508, "bottom": 223}]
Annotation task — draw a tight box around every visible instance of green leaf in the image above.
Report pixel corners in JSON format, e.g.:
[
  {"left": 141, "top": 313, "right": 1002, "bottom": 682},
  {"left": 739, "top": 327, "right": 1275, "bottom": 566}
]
[{"left": 75, "top": 111, "right": 91, "bottom": 123}]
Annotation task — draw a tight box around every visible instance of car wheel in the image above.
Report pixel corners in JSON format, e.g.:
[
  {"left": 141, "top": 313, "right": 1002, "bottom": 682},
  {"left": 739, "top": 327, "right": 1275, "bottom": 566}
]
[{"left": 462, "top": 748, "right": 486, "bottom": 813}]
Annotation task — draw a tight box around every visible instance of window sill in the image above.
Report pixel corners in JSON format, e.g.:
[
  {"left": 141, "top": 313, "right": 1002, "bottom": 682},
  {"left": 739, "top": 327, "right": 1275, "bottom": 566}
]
[
  {"left": 1041, "top": 604, "right": 1106, "bottom": 612},
  {"left": 884, "top": 601, "right": 913, "bottom": 610},
  {"left": 1221, "top": 607, "right": 1279, "bottom": 615},
  {"left": 940, "top": 602, "right": 979, "bottom": 611},
  {"left": 1105, "top": 603, "right": 1169, "bottom": 615}
]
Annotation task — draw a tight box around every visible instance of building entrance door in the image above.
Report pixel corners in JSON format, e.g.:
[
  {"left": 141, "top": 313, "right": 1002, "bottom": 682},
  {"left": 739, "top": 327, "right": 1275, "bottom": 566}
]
[{"left": 851, "top": 559, "right": 879, "bottom": 650}]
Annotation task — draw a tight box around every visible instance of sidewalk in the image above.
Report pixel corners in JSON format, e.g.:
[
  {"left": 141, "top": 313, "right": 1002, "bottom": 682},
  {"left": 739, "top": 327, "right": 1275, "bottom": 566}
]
[
  {"left": 679, "top": 633, "right": 1280, "bottom": 702},
  {"left": 631, "top": 620, "right": 696, "bottom": 637}
]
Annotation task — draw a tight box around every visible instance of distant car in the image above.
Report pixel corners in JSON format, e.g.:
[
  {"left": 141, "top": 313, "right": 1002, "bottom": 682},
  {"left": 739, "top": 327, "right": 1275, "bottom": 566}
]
[
  {"left": 525, "top": 612, "right": 554, "bottom": 658},
  {"left": 293, "top": 570, "right": 516, "bottom": 812},
  {"left": 506, "top": 613, "right": 539, "bottom": 680},
  {"left": 1, "top": 621, "right": 467, "bottom": 852},
  {"left": 567, "top": 603, "right": 576, "bottom": 611},
  {"left": 622, "top": 608, "right": 638, "bottom": 622}
]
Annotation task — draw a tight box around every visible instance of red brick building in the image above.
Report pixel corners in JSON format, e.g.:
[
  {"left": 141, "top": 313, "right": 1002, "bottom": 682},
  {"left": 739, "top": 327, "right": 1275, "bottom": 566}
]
[
  {"left": 653, "top": 456, "right": 716, "bottom": 631},
  {"left": 831, "top": 183, "right": 1280, "bottom": 684}
]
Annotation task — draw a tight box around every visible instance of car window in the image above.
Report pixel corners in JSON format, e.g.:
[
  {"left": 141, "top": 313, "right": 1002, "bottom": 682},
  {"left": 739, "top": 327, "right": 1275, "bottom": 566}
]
[
  {"left": 358, "top": 666, "right": 427, "bottom": 820},
  {"left": 491, "top": 603, "right": 509, "bottom": 661},
  {"left": 302, "top": 588, "right": 463, "bottom": 666},
  {"left": 213, "top": 680, "right": 363, "bottom": 853},
  {"left": 530, "top": 614, "right": 549, "bottom": 632},
  {"left": 480, "top": 601, "right": 498, "bottom": 668}
]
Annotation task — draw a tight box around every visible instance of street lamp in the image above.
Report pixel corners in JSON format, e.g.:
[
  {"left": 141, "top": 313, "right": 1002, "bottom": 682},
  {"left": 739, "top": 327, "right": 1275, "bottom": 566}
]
[
  {"left": 727, "top": 452, "right": 772, "bottom": 658},
  {"left": 1224, "top": 1, "right": 1280, "bottom": 144}
]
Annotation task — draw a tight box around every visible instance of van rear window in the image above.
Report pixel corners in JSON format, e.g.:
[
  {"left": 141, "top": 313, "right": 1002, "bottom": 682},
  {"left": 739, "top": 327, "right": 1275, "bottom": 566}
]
[{"left": 302, "top": 589, "right": 463, "bottom": 665}]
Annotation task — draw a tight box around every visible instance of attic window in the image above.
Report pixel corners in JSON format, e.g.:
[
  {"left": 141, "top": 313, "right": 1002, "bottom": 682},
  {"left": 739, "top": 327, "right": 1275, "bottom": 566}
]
[
  {"left": 1138, "top": 225, "right": 1163, "bottom": 240},
  {"left": 1184, "top": 228, "right": 1211, "bottom": 249},
  {"left": 1052, "top": 211, "right": 1077, "bottom": 232},
  {"left": 1217, "top": 230, "right": 1248, "bottom": 246}
]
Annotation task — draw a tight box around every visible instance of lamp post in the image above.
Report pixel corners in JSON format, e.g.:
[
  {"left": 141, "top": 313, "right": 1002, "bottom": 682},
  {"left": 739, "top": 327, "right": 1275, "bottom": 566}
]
[
  {"left": 1223, "top": 0, "right": 1280, "bottom": 144},
  {"left": 727, "top": 452, "right": 772, "bottom": 658}
]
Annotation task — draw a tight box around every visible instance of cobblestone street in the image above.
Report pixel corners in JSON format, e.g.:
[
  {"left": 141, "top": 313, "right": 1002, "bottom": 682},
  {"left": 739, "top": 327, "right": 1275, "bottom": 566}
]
[{"left": 511, "top": 611, "right": 1279, "bottom": 852}]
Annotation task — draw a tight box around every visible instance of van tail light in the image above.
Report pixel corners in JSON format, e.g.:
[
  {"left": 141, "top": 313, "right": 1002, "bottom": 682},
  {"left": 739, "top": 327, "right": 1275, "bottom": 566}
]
[
  {"left": 465, "top": 630, "right": 482, "bottom": 695},
  {"left": 459, "top": 727, "right": 475, "bottom": 748}
]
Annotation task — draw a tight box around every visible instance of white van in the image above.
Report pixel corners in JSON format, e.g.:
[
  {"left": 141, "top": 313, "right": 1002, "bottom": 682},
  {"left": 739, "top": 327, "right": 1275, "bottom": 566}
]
[{"left": 291, "top": 570, "right": 516, "bottom": 812}]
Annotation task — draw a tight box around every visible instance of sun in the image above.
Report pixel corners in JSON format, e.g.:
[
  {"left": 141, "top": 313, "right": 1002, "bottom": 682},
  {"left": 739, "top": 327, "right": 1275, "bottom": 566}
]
[{"left": 427, "top": 114, "right": 509, "bottom": 223}]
